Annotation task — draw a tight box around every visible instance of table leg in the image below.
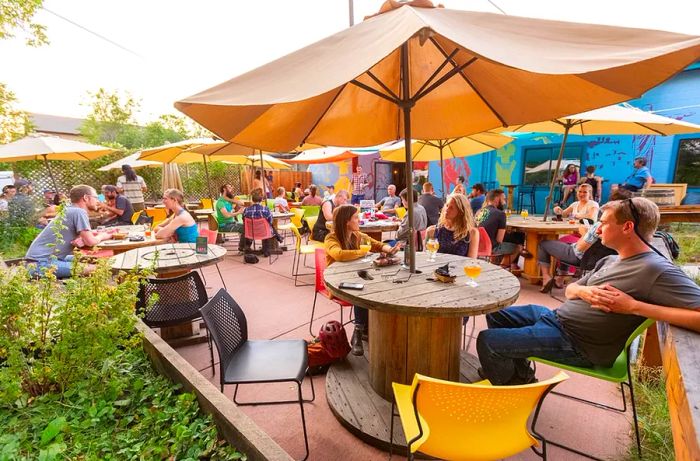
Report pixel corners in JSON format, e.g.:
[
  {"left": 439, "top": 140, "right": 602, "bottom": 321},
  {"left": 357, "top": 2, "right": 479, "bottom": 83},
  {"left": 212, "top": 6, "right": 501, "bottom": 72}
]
[
  {"left": 522, "top": 232, "right": 556, "bottom": 285},
  {"left": 365, "top": 231, "right": 383, "bottom": 242},
  {"left": 368, "top": 310, "right": 462, "bottom": 400}
]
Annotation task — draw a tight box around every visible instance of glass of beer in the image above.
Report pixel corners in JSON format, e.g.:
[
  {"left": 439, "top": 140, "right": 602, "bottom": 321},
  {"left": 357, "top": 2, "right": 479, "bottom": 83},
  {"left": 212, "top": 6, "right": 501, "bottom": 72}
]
[
  {"left": 463, "top": 263, "right": 482, "bottom": 287},
  {"left": 360, "top": 237, "right": 372, "bottom": 262},
  {"left": 144, "top": 228, "right": 153, "bottom": 238},
  {"left": 426, "top": 238, "right": 439, "bottom": 261},
  {"left": 521, "top": 210, "right": 529, "bottom": 219}
]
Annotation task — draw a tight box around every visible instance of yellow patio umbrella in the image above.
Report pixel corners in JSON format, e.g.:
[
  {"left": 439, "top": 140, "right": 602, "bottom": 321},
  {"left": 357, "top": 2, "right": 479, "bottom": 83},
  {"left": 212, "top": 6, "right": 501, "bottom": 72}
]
[
  {"left": 501, "top": 104, "right": 700, "bottom": 220},
  {"left": 161, "top": 163, "right": 184, "bottom": 193},
  {"left": 379, "top": 133, "right": 513, "bottom": 198},
  {"left": 0, "top": 134, "right": 117, "bottom": 191},
  {"left": 175, "top": 1, "right": 700, "bottom": 272},
  {"left": 97, "top": 151, "right": 161, "bottom": 171}
]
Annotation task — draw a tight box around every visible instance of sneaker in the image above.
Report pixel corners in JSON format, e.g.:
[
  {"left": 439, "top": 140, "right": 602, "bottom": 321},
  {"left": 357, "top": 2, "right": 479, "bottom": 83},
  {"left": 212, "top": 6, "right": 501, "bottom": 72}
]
[{"left": 350, "top": 326, "right": 364, "bottom": 356}]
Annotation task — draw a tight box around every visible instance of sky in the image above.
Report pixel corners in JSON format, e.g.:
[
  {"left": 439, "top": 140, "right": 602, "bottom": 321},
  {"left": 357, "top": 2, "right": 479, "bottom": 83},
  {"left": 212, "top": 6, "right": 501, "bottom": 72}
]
[{"left": 1, "top": 0, "right": 698, "bottom": 124}]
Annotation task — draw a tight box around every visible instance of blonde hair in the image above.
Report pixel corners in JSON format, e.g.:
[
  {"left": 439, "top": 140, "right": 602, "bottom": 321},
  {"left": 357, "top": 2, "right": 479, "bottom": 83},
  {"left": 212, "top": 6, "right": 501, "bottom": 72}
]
[
  {"left": 577, "top": 183, "right": 593, "bottom": 199},
  {"left": 164, "top": 188, "right": 185, "bottom": 207},
  {"left": 601, "top": 197, "right": 659, "bottom": 241},
  {"left": 438, "top": 194, "right": 475, "bottom": 241}
]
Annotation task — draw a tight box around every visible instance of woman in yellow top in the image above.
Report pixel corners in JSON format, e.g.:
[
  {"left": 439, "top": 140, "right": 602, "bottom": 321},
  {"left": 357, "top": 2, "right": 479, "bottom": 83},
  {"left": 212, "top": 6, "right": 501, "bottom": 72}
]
[{"left": 325, "top": 204, "right": 398, "bottom": 356}]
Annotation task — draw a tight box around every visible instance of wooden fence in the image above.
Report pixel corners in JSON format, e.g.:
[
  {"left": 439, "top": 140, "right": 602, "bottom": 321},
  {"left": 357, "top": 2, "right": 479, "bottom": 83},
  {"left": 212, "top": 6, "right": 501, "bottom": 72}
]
[{"left": 240, "top": 167, "right": 311, "bottom": 195}]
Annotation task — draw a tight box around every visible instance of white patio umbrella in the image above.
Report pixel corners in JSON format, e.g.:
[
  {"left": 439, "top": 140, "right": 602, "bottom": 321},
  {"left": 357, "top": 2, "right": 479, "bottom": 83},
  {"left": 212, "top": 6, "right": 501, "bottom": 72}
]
[
  {"left": 503, "top": 104, "right": 700, "bottom": 220},
  {"left": 0, "top": 134, "right": 117, "bottom": 191},
  {"left": 175, "top": 2, "right": 700, "bottom": 271},
  {"left": 97, "top": 151, "right": 161, "bottom": 171},
  {"left": 287, "top": 146, "right": 359, "bottom": 164}
]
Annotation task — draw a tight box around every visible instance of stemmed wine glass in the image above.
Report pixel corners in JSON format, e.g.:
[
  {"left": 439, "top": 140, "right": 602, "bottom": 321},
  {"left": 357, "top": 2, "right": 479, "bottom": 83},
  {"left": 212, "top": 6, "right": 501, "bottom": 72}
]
[
  {"left": 426, "top": 238, "right": 439, "bottom": 262},
  {"left": 360, "top": 237, "right": 372, "bottom": 262}
]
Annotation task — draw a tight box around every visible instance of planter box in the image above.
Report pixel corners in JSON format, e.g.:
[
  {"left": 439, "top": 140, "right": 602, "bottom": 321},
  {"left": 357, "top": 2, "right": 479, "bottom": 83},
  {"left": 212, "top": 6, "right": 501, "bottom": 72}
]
[{"left": 137, "top": 320, "right": 293, "bottom": 461}]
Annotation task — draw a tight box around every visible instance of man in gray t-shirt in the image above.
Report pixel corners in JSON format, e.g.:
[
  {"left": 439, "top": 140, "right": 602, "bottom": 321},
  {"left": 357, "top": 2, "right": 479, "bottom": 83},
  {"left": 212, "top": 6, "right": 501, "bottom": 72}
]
[
  {"left": 25, "top": 185, "right": 111, "bottom": 278},
  {"left": 376, "top": 184, "right": 401, "bottom": 214},
  {"left": 477, "top": 198, "right": 700, "bottom": 385},
  {"left": 418, "top": 182, "right": 444, "bottom": 226}
]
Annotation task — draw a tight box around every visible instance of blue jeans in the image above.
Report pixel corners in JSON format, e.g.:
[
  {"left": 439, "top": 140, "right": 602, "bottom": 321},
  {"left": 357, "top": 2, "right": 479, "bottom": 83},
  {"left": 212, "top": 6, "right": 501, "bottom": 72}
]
[
  {"left": 354, "top": 306, "right": 368, "bottom": 327},
  {"left": 351, "top": 194, "right": 364, "bottom": 205},
  {"left": 31, "top": 255, "right": 74, "bottom": 279},
  {"left": 476, "top": 304, "right": 592, "bottom": 385}
]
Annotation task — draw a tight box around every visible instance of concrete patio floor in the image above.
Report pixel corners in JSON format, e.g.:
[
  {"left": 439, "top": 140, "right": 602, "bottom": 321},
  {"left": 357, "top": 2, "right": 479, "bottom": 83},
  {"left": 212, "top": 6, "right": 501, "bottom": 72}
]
[{"left": 173, "top": 237, "right": 635, "bottom": 461}]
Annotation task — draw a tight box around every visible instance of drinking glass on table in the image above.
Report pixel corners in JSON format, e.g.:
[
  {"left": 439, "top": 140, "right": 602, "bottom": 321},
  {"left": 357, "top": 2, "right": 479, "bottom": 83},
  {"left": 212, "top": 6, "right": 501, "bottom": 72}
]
[
  {"left": 360, "top": 236, "right": 372, "bottom": 262},
  {"left": 463, "top": 263, "right": 481, "bottom": 287},
  {"left": 426, "top": 238, "right": 439, "bottom": 261}
]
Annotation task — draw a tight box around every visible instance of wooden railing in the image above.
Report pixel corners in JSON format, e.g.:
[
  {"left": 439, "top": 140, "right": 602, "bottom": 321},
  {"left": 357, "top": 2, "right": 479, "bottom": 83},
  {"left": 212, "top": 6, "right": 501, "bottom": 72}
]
[{"left": 658, "top": 322, "right": 700, "bottom": 460}]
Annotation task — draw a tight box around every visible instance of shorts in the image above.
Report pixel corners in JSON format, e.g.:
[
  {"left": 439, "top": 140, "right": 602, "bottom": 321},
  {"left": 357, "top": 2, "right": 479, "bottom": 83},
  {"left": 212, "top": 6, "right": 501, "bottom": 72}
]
[{"left": 492, "top": 241, "right": 518, "bottom": 255}]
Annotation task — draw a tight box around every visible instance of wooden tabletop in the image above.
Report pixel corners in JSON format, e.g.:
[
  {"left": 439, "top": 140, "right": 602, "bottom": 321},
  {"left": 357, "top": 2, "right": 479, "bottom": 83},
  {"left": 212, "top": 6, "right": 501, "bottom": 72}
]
[
  {"left": 95, "top": 225, "right": 166, "bottom": 252},
  {"left": 324, "top": 252, "right": 520, "bottom": 317},
  {"left": 193, "top": 208, "right": 214, "bottom": 215},
  {"left": 272, "top": 211, "right": 294, "bottom": 219},
  {"left": 111, "top": 243, "right": 226, "bottom": 274},
  {"left": 326, "top": 219, "right": 400, "bottom": 233},
  {"left": 506, "top": 216, "right": 581, "bottom": 233}
]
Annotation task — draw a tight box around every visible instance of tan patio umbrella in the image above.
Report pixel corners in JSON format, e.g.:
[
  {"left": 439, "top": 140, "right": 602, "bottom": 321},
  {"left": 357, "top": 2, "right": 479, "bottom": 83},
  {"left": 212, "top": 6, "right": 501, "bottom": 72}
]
[
  {"left": 175, "top": 1, "right": 700, "bottom": 271},
  {"left": 161, "top": 163, "right": 183, "bottom": 193},
  {"left": 502, "top": 104, "right": 700, "bottom": 220},
  {"left": 0, "top": 134, "right": 117, "bottom": 191},
  {"left": 379, "top": 133, "right": 514, "bottom": 199},
  {"left": 97, "top": 151, "right": 161, "bottom": 171}
]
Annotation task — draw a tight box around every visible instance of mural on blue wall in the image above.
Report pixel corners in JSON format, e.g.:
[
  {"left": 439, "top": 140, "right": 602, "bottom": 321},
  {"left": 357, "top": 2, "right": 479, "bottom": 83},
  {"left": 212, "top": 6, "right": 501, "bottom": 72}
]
[
  {"left": 442, "top": 158, "right": 472, "bottom": 192},
  {"left": 495, "top": 143, "right": 517, "bottom": 186}
]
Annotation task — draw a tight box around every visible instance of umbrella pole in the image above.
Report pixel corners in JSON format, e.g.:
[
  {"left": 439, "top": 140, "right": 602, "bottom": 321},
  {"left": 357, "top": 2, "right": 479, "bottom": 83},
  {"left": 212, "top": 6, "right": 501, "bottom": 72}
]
[
  {"left": 259, "top": 149, "right": 266, "bottom": 196},
  {"left": 440, "top": 146, "right": 446, "bottom": 202},
  {"left": 542, "top": 123, "right": 571, "bottom": 221},
  {"left": 400, "top": 42, "right": 416, "bottom": 273},
  {"left": 42, "top": 155, "right": 59, "bottom": 192},
  {"left": 202, "top": 155, "right": 213, "bottom": 203}
]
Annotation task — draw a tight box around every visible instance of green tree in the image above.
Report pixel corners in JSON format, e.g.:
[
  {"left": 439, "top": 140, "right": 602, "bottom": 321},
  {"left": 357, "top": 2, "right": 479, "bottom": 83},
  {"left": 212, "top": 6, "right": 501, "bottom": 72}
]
[
  {"left": 0, "top": 0, "right": 47, "bottom": 46},
  {"left": 0, "top": 82, "right": 31, "bottom": 143}
]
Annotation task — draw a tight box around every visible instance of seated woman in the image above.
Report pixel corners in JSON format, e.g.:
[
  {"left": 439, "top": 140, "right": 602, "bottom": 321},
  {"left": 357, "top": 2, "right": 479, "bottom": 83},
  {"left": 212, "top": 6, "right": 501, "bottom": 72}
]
[
  {"left": 559, "top": 164, "right": 579, "bottom": 205},
  {"left": 325, "top": 204, "right": 398, "bottom": 357},
  {"left": 273, "top": 186, "right": 290, "bottom": 212},
  {"left": 552, "top": 183, "right": 599, "bottom": 222},
  {"left": 301, "top": 184, "right": 323, "bottom": 206},
  {"left": 154, "top": 188, "right": 198, "bottom": 243},
  {"left": 425, "top": 193, "right": 479, "bottom": 258}
]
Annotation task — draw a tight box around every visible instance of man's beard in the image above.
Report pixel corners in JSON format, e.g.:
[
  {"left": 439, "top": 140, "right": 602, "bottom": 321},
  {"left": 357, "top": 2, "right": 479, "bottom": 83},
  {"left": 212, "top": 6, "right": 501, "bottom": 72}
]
[
  {"left": 496, "top": 202, "right": 505, "bottom": 210},
  {"left": 225, "top": 191, "right": 234, "bottom": 199}
]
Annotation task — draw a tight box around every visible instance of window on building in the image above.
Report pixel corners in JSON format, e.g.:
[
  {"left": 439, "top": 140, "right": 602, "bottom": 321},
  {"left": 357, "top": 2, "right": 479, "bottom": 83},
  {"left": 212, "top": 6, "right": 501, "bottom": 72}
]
[
  {"left": 522, "top": 144, "right": 585, "bottom": 186},
  {"left": 674, "top": 138, "right": 700, "bottom": 187}
]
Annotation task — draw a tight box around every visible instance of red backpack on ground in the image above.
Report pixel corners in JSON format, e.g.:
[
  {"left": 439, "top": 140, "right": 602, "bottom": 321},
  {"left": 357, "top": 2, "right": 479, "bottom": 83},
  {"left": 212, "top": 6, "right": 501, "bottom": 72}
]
[{"left": 306, "top": 321, "right": 351, "bottom": 374}]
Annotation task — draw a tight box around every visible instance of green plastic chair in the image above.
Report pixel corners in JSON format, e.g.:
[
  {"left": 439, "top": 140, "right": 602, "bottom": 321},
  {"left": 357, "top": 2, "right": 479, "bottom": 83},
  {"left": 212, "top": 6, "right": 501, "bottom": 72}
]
[
  {"left": 266, "top": 199, "right": 275, "bottom": 211},
  {"left": 529, "top": 318, "right": 655, "bottom": 460},
  {"left": 301, "top": 205, "right": 320, "bottom": 218}
]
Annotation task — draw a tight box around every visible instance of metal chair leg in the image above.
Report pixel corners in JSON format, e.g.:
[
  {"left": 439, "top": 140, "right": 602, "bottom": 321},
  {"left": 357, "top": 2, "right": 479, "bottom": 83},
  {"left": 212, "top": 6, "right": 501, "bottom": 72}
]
[
  {"left": 627, "top": 359, "right": 643, "bottom": 458},
  {"left": 215, "top": 263, "right": 227, "bottom": 291},
  {"left": 297, "top": 380, "right": 310, "bottom": 461},
  {"left": 309, "top": 291, "right": 319, "bottom": 337}
]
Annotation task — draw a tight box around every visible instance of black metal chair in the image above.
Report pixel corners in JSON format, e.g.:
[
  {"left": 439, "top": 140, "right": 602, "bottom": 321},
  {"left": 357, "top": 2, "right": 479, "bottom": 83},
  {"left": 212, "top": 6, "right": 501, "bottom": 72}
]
[
  {"left": 200, "top": 289, "right": 315, "bottom": 461},
  {"left": 136, "top": 271, "right": 213, "bottom": 370},
  {"left": 516, "top": 185, "right": 537, "bottom": 214}
]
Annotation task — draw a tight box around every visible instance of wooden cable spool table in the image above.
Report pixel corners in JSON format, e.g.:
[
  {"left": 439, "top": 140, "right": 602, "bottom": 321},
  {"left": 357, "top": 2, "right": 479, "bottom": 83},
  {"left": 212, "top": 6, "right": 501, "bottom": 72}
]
[
  {"left": 323, "top": 252, "right": 519, "bottom": 448},
  {"left": 506, "top": 216, "right": 580, "bottom": 284},
  {"left": 111, "top": 242, "right": 226, "bottom": 276},
  {"left": 95, "top": 225, "right": 167, "bottom": 255}
]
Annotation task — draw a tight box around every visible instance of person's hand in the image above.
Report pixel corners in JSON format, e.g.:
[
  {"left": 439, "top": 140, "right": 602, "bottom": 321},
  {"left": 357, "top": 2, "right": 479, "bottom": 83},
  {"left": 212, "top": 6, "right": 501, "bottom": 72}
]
[
  {"left": 383, "top": 244, "right": 400, "bottom": 255},
  {"left": 571, "top": 284, "right": 606, "bottom": 304},
  {"left": 553, "top": 206, "right": 563, "bottom": 215},
  {"left": 590, "top": 284, "right": 639, "bottom": 314}
]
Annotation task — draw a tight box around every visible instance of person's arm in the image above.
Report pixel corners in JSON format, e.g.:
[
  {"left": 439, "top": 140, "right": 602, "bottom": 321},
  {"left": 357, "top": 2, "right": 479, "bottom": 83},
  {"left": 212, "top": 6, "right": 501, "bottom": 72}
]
[
  {"left": 644, "top": 175, "right": 654, "bottom": 189},
  {"left": 467, "top": 228, "right": 479, "bottom": 259},
  {"left": 218, "top": 204, "right": 238, "bottom": 218},
  {"left": 155, "top": 214, "right": 185, "bottom": 240},
  {"left": 79, "top": 229, "right": 111, "bottom": 246},
  {"left": 591, "top": 284, "right": 700, "bottom": 333},
  {"left": 560, "top": 203, "right": 575, "bottom": 217},
  {"left": 495, "top": 228, "right": 506, "bottom": 244},
  {"left": 99, "top": 198, "right": 125, "bottom": 217},
  {"left": 140, "top": 177, "right": 148, "bottom": 193},
  {"left": 584, "top": 202, "right": 599, "bottom": 221},
  {"left": 322, "top": 201, "right": 333, "bottom": 221},
  {"left": 154, "top": 213, "right": 176, "bottom": 232}
]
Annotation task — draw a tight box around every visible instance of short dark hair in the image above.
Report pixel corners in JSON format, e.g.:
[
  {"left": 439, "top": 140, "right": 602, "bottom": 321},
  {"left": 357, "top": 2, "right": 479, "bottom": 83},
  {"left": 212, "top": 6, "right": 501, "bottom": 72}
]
[
  {"left": 634, "top": 156, "right": 647, "bottom": 166},
  {"left": 458, "top": 175, "right": 465, "bottom": 184},
  {"left": 2, "top": 185, "right": 16, "bottom": 193},
  {"left": 486, "top": 188, "right": 504, "bottom": 202},
  {"left": 472, "top": 183, "right": 485, "bottom": 193},
  {"left": 609, "top": 188, "right": 632, "bottom": 201},
  {"left": 69, "top": 185, "right": 96, "bottom": 203},
  {"left": 219, "top": 184, "right": 231, "bottom": 194},
  {"left": 103, "top": 185, "right": 117, "bottom": 193},
  {"left": 251, "top": 189, "right": 264, "bottom": 203},
  {"left": 399, "top": 188, "right": 418, "bottom": 202},
  {"left": 586, "top": 165, "right": 596, "bottom": 174}
]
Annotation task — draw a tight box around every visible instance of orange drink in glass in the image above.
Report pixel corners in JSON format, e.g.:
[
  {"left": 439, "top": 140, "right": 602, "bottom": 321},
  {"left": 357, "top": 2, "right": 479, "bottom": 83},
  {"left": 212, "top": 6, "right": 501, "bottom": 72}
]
[
  {"left": 360, "top": 238, "right": 372, "bottom": 262},
  {"left": 463, "top": 264, "right": 481, "bottom": 286},
  {"left": 426, "top": 238, "right": 439, "bottom": 261}
]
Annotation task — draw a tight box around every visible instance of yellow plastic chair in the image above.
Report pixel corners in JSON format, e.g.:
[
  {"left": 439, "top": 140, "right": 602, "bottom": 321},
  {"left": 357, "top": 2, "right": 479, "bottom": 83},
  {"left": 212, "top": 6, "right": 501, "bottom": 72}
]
[
  {"left": 391, "top": 372, "right": 568, "bottom": 461},
  {"left": 290, "top": 208, "right": 305, "bottom": 229},
  {"left": 145, "top": 208, "right": 167, "bottom": 228},
  {"left": 289, "top": 224, "right": 324, "bottom": 286},
  {"left": 395, "top": 206, "right": 407, "bottom": 220},
  {"left": 131, "top": 210, "right": 142, "bottom": 225},
  {"left": 201, "top": 198, "right": 213, "bottom": 210},
  {"left": 305, "top": 215, "right": 321, "bottom": 242}
]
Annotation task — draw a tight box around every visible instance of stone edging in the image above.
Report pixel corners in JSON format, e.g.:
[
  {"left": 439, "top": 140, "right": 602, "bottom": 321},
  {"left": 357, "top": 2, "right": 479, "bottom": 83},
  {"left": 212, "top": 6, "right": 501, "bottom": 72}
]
[{"left": 137, "top": 320, "right": 293, "bottom": 461}]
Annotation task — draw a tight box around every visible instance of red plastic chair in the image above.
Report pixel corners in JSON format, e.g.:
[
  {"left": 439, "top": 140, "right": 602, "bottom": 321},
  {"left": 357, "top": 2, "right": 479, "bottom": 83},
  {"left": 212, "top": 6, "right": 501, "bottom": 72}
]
[
  {"left": 477, "top": 227, "right": 493, "bottom": 259},
  {"left": 197, "top": 228, "right": 227, "bottom": 290},
  {"left": 243, "top": 216, "right": 277, "bottom": 264},
  {"left": 309, "top": 248, "right": 352, "bottom": 336}
]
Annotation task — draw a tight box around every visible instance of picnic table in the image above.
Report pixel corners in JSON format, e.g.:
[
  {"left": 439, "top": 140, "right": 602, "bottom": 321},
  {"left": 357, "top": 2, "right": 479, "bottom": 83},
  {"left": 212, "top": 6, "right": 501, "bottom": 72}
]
[
  {"left": 506, "top": 216, "right": 580, "bottom": 284},
  {"left": 658, "top": 205, "right": 700, "bottom": 224},
  {"left": 323, "top": 251, "right": 519, "bottom": 447},
  {"left": 95, "top": 225, "right": 167, "bottom": 254},
  {"left": 325, "top": 218, "right": 400, "bottom": 241}
]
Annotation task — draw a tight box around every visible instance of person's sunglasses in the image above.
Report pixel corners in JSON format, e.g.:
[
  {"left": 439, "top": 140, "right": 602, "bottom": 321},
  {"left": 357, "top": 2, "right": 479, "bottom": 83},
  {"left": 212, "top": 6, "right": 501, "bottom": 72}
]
[{"left": 624, "top": 198, "right": 640, "bottom": 227}]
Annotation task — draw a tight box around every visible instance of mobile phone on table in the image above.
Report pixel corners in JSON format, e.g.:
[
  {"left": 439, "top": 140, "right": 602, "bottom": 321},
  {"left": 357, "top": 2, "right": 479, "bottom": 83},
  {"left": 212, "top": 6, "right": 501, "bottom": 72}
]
[{"left": 339, "top": 282, "right": 364, "bottom": 290}]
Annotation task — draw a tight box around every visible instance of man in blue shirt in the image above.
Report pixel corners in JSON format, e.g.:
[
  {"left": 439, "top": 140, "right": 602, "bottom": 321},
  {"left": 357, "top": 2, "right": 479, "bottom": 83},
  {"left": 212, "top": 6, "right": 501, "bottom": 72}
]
[
  {"left": 242, "top": 188, "right": 283, "bottom": 256},
  {"left": 620, "top": 157, "right": 653, "bottom": 192},
  {"left": 468, "top": 183, "right": 486, "bottom": 214}
]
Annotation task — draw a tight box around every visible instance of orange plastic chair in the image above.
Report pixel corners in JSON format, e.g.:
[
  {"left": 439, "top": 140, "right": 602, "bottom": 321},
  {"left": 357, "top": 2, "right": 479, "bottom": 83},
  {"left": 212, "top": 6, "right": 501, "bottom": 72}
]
[
  {"left": 391, "top": 372, "right": 569, "bottom": 461},
  {"left": 309, "top": 248, "right": 352, "bottom": 336},
  {"left": 145, "top": 208, "right": 167, "bottom": 228}
]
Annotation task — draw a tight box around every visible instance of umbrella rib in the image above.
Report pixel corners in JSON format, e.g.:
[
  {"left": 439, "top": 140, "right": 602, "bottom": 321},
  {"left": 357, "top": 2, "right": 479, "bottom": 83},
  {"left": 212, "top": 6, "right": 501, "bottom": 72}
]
[
  {"left": 300, "top": 86, "right": 347, "bottom": 147},
  {"left": 350, "top": 79, "right": 399, "bottom": 105},
  {"left": 633, "top": 122, "right": 666, "bottom": 136},
  {"left": 413, "top": 48, "right": 460, "bottom": 98},
  {"left": 429, "top": 36, "right": 507, "bottom": 127},
  {"left": 413, "top": 57, "right": 475, "bottom": 103},
  {"left": 366, "top": 70, "right": 400, "bottom": 101}
]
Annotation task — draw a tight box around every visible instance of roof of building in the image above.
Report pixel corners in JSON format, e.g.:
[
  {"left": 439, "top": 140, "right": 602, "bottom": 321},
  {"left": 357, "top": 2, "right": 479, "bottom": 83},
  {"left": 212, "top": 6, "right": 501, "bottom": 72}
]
[{"left": 30, "top": 113, "right": 85, "bottom": 135}]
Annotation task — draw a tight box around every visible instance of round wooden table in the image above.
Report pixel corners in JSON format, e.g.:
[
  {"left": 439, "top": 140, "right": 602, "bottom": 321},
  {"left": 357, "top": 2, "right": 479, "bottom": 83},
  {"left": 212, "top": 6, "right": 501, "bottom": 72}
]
[
  {"left": 324, "top": 252, "right": 520, "bottom": 399},
  {"left": 111, "top": 243, "right": 227, "bottom": 275},
  {"left": 96, "top": 225, "right": 167, "bottom": 254},
  {"left": 326, "top": 219, "right": 400, "bottom": 241},
  {"left": 506, "top": 216, "right": 580, "bottom": 283}
]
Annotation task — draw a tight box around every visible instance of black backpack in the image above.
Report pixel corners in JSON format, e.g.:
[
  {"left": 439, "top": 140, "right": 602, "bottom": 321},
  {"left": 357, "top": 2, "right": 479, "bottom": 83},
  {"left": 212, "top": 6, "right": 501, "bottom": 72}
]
[{"left": 653, "top": 230, "right": 680, "bottom": 260}]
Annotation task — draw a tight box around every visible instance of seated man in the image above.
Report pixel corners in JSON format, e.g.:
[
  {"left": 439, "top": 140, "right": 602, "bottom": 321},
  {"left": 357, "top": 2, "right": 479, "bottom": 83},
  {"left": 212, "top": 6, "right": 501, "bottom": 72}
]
[
  {"left": 387, "top": 188, "right": 427, "bottom": 247},
  {"left": 25, "top": 185, "right": 111, "bottom": 278},
  {"left": 477, "top": 197, "right": 700, "bottom": 385},
  {"left": 99, "top": 185, "right": 134, "bottom": 227},
  {"left": 418, "top": 181, "right": 444, "bottom": 227},
  {"left": 619, "top": 156, "right": 653, "bottom": 192},
  {"left": 242, "top": 188, "right": 283, "bottom": 256},
  {"left": 475, "top": 189, "right": 523, "bottom": 272},
  {"left": 215, "top": 184, "right": 246, "bottom": 249},
  {"left": 375, "top": 184, "right": 402, "bottom": 214},
  {"left": 468, "top": 183, "right": 486, "bottom": 214}
]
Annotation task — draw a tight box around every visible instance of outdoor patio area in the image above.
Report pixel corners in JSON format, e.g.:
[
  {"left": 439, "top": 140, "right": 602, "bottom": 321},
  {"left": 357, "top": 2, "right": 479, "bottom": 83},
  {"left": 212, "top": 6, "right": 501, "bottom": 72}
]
[{"left": 174, "top": 238, "right": 637, "bottom": 460}]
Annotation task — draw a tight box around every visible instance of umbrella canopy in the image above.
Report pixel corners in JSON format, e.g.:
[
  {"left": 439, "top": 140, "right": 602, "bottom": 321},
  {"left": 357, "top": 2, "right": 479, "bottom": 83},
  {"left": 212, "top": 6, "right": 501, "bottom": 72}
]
[
  {"left": 175, "top": 1, "right": 700, "bottom": 272},
  {"left": 503, "top": 104, "right": 700, "bottom": 220},
  {"left": 287, "top": 146, "right": 359, "bottom": 164},
  {"left": 97, "top": 151, "right": 161, "bottom": 171},
  {"left": 229, "top": 153, "right": 291, "bottom": 170},
  {"left": 380, "top": 134, "right": 514, "bottom": 197},
  {"left": 0, "top": 134, "right": 118, "bottom": 191},
  {"left": 162, "top": 163, "right": 183, "bottom": 193},
  {"left": 526, "top": 159, "right": 580, "bottom": 174}
]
